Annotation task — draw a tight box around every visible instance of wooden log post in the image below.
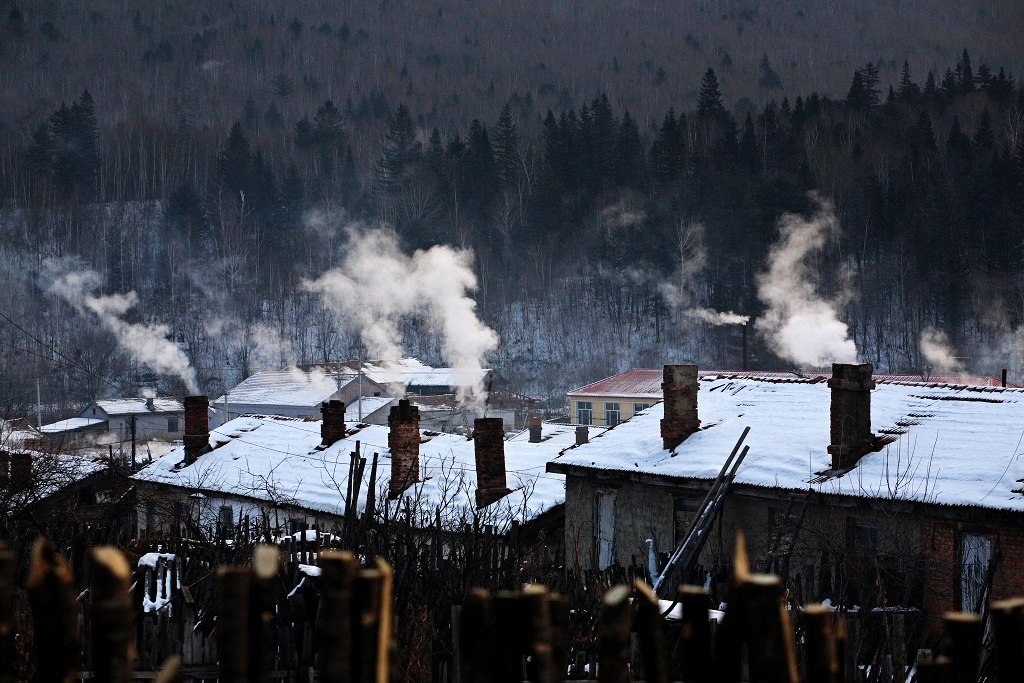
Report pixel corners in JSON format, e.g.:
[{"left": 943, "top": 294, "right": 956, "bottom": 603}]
[
  {"left": 676, "top": 586, "right": 712, "bottom": 683},
  {"left": 991, "top": 597, "right": 1024, "bottom": 681},
  {"left": 0, "top": 548, "right": 14, "bottom": 683},
  {"left": 800, "top": 604, "right": 838, "bottom": 683},
  {"left": 458, "top": 589, "right": 493, "bottom": 683},
  {"left": 599, "top": 584, "right": 632, "bottom": 683},
  {"left": 522, "top": 584, "right": 555, "bottom": 683},
  {"left": 738, "top": 574, "right": 798, "bottom": 683},
  {"left": 459, "top": 589, "right": 494, "bottom": 683},
  {"left": 88, "top": 547, "right": 136, "bottom": 682},
  {"left": 942, "top": 612, "right": 981, "bottom": 683},
  {"left": 493, "top": 590, "right": 525, "bottom": 683},
  {"left": 351, "top": 559, "right": 393, "bottom": 683},
  {"left": 250, "top": 545, "right": 279, "bottom": 682},
  {"left": 217, "top": 566, "right": 252, "bottom": 682},
  {"left": 549, "top": 593, "right": 570, "bottom": 681},
  {"left": 318, "top": 550, "right": 358, "bottom": 683},
  {"left": 633, "top": 581, "right": 669, "bottom": 683},
  {"left": 153, "top": 655, "right": 183, "bottom": 683},
  {"left": 27, "top": 538, "right": 80, "bottom": 682}
]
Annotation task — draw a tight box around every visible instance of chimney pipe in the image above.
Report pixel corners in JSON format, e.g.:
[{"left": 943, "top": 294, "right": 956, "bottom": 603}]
[
  {"left": 661, "top": 364, "right": 700, "bottom": 450},
  {"left": 1002, "top": 369, "right": 1008, "bottom": 388},
  {"left": 528, "top": 417, "right": 542, "bottom": 443},
  {"left": 9, "top": 451, "right": 31, "bottom": 491},
  {"left": 575, "top": 426, "right": 589, "bottom": 446},
  {"left": 320, "top": 399, "right": 347, "bottom": 446},
  {"left": 474, "top": 418, "right": 511, "bottom": 508},
  {"left": 146, "top": 396, "right": 155, "bottom": 411},
  {"left": 0, "top": 451, "right": 10, "bottom": 487},
  {"left": 827, "top": 363, "right": 878, "bottom": 469},
  {"left": 183, "top": 395, "right": 210, "bottom": 465},
  {"left": 388, "top": 399, "right": 420, "bottom": 498}
]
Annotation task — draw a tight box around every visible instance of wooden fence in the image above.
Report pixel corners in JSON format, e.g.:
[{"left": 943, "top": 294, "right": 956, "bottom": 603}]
[{"left": 3, "top": 536, "right": 1023, "bottom": 682}]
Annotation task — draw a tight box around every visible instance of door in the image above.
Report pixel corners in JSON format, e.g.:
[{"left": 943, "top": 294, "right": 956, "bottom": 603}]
[
  {"left": 960, "top": 533, "right": 991, "bottom": 612},
  {"left": 595, "top": 490, "right": 616, "bottom": 569}
]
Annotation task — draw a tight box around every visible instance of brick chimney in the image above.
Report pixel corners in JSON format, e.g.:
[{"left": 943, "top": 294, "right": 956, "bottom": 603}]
[
  {"left": 528, "top": 417, "right": 542, "bottom": 443},
  {"left": 575, "top": 426, "right": 589, "bottom": 446},
  {"left": 320, "top": 400, "right": 347, "bottom": 447},
  {"left": 474, "top": 418, "right": 511, "bottom": 508},
  {"left": 183, "top": 395, "right": 210, "bottom": 465},
  {"left": 827, "top": 363, "right": 878, "bottom": 469},
  {"left": 146, "top": 396, "right": 155, "bottom": 411},
  {"left": 388, "top": 399, "right": 420, "bottom": 497},
  {"left": 0, "top": 451, "right": 10, "bottom": 487},
  {"left": 661, "top": 364, "right": 700, "bottom": 450},
  {"left": 10, "top": 451, "right": 31, "bottom": 491}
]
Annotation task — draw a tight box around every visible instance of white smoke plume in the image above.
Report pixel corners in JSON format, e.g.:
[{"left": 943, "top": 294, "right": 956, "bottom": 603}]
[
  {"left": 755, "top": 195, "right": 857, "bottom": 367},
  {"left": 659, "top": 221, "right": 749, "bottom": 327},
  {"left": 45, "top": 262, "right": 200, "bottom": 393},
  {"left": 919, "top": 327, "right": 965, "bottom": 373},
  {"left": 302, "top": 226, "right": 499, "bottom": 409}
]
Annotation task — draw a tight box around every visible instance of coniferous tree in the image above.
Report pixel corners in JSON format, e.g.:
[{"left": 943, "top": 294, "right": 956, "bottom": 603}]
[
  {"left": 492, "top": 102, "right": 520, "bottom": 188},
  {"left": 650, "top": 109, "right": 685, "bottom": 183},
  {"left": 375, "top": 103, "right": 420, "bottom": 197},
  {"left": 973, "top": 108, "right": 995, "bottom": 152},
  {"left": 924, "top": 71, "right": 937, "bottom": 96},
  {"left": 26, "top": 122, "right": 55, "bottom": 180},
  {"left": 614, "top": 110, "right": 644, "bottom": 187},
  {"left": 697, "top": 68, "right": 725, "bottom": 120},
  {"left": 898, "top": 60, "right": 920, "bottom": 101},
  {"left": 465, "top": 119, "right": 499, "bottom": 221},
  {"left": 588, "top": 93, "right": 618, "bottom": 192},
  {"left": 740, "top": 112, "right": 759, "bottom": 173},
  {"left": 216, "top": 122, "right": 253, "bottom": 198},
  {"left": 163, "top": 182, "right": 206, "bottom": 253},
  {"left": 958, "top": 49, "right": 975, "bottom": 92},
  {"left": 847, "top": 70, "right": 868, "bottom": 111},
  {"left": 940, "top": 68, "right": 959, "bottom": 97}
]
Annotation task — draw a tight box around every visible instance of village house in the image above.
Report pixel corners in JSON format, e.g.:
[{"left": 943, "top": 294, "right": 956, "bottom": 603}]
[
  {"left": 212, "top": 358, "right": 503, "bottom": 429},
  {"left": 133, "top": 395, "right": 602, "bottom": 550},
  {"left": 567, "top": 368, "right": 1014, "bottom": 428},
  {"left": 548, "top": 364, "right": 1024, "bottom": 637},
  {"left": 39, "top": 397, "right": 186, "bottom": 448}
]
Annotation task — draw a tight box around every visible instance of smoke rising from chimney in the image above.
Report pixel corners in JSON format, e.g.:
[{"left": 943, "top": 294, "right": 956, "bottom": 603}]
[
  {"left": 302, "top": 225, "right": 499, "bottom": 409},
  {"left": 45, "top": 261, "right": 200, "bottom": 393},
  {"left": 755, "top": 195, "right": 857, "bottom": 367},
  {"left": 659, "top": 221, "right": 749, "bottom": 327},
  {"left": 919, "top": 327, "right": 964, "bottom": 373}
]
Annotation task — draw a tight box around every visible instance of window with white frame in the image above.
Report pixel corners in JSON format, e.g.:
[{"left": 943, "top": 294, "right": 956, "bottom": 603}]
[
  {"left": 604, "top": 402, "right": 621, "bottom": 426},
  {"left": 577, "top": 401, "right": 593, "bottom": 425}
]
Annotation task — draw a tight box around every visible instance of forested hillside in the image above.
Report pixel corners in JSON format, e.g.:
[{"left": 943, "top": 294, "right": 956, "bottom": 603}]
[{"left": 0, "top": 0, "right": 1023, "bottom": 418}]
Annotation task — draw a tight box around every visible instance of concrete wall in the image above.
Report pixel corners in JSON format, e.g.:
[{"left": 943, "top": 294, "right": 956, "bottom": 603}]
[{"left": 108, "top": 413, "right": 184, "bottom": 441}]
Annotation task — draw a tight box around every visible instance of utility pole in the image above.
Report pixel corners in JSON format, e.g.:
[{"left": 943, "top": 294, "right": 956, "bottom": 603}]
[
  {"left": 130, "top": 415, "right": 136, "bottom": 467},
  {"left": 36, "top": 379, "right": 42, "bottom": 429},
  {"left": 358, "top": 365, "right": 363, "bottom": 421}
]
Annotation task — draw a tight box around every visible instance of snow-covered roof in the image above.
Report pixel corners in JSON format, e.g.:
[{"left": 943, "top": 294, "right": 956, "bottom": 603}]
[
  {"left": 568, "top": 369, "right": 1015, "bottom": 399},
  {"left": 216, "top": 368, "right": 351, "bottom": 407},
  {"left": 1, "top": 419, "right": 42, "bottom": 447},
  {"left": 315, "top": 359, "right": 489, "bottom": 389},
  {"left": 508, "top": 422, "right": 607, "bottom": 445},
  {"left": 94, "top": 398, "right": 184, "bottom": 415},
  {"left": 39, "top": 417, "right": 107, "bottom": 434},
  {"left": 550, "top": 374, "right": 1024, "bottom": 512},
  {"left": 344, "top": 397, "right": 394, "bottom": 422},
  {"left": 132, "top": 414, "right": 570, "bottom": 523}
]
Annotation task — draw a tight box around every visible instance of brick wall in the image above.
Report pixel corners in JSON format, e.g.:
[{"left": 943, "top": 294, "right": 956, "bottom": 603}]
[
  {"left": 183, "top": 395, "right": 209, "bottom": 464},
  {"left": 387, "top": 399, "right": 420, "bottom": 497},
  {"left": 473, "top": 417, "right": 510, "bottom": 508},
  {"left": 920, "top": 518, "right": 1024, "bottom": 638}
]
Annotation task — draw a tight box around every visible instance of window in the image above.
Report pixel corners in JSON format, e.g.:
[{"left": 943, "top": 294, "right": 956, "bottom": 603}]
[
  {"left": 633, "top": 403, "right": 651, "bottom": 414},
  {"left": 219, "top": 505, "right": 235, "bottom": 537},
  {"left": 577, "top": 401, "right": 593, "bottom": 425},
  {"left": 594, "top": 490, "right": 616, "bottom": 569},
  {"left": 604, "top": 402, "right": 621, "bottom": 426},
  {"left": 960, "top": 533, "right": 991, "bottom": 612},
  {"left": 167, "top": 418, "right": 179, "bottom": 432}
]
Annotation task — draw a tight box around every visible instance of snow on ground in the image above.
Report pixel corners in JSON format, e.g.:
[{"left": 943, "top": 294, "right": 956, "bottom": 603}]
[
  {"left": 133, "top": 413, "right": 572, "bottom": 523},
  {"left": 550, "top": 375, "right": 1024, "bottom": 512}
]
